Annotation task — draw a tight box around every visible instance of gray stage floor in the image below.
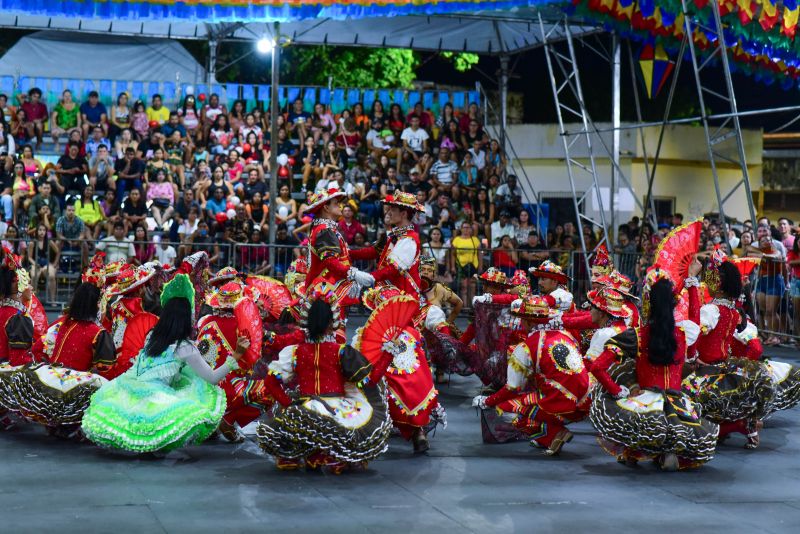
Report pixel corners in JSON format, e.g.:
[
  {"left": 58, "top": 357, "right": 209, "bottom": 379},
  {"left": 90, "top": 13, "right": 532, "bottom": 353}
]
[{"left": 3, "top": 349, "right": 800, "bottom": 533}]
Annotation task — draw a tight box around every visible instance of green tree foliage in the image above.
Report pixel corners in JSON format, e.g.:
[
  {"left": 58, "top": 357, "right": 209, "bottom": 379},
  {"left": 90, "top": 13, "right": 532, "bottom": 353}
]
[
  {"left": 440, "top": 52, "right": 480, "bottom": 72},
  {"left": 282, "top": 46, "right": 420, "bottom": 88}
]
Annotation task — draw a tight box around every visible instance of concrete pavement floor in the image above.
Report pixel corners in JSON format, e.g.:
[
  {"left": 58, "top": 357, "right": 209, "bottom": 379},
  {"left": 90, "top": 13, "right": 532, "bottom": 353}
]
[{"left": 2, "top": 354, "right": 800, "bottom": 534}]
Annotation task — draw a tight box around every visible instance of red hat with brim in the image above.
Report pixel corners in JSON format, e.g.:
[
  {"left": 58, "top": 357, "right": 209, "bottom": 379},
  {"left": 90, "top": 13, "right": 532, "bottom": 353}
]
[{"left": 586, "top": 288, "right": 631, "bottom": 319}]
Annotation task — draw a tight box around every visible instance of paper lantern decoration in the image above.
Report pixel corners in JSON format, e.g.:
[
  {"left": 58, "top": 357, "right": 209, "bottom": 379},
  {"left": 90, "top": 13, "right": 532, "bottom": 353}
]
[
  {"left": 639, "top": 42, "right": 675, "bottom": 99},
  {"left": 198, "top": 93, "right": 207, "bottom": 102},
  {"left": 148, "top": 120, "right": 159, "bottom": 128}
]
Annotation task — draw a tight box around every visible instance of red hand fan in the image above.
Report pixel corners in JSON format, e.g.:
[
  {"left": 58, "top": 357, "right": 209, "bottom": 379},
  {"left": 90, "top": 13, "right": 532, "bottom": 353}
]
[
  {"left": 104, "top": 312, "right": 158, "bottom": 380},
  {"left": 356, "top": 295, "right": 419, "bottom": 366},
  {"left": 731, "top": 257, "right": 760, "bottom": 283},
  {"left": 245, "top": 275, "right": 292, "bottom": 321},
  {"left": 234, "top": 297, "right": 263, "bottom": 370},
  {"left": 27, "top": 295, "right": 48, "bottom": 341},
  {"left": 653, "top": 220, "right": 702, "bottom": 292}
]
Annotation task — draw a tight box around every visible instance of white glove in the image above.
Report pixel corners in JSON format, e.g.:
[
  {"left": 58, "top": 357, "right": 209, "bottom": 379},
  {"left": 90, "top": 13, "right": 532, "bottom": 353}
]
[
  {"left": 614, "top": 385, "right": 630, "bottom": 399},
  {"left": 471, "top": 395, "right": 489, "bottom": 409},
  {"left": 472, "top": 293, "right": 492, "bottom": 306},
  {"left": 349, "top": 267, "right": 375, "bottom": 288},
  {"left": 545, "top": 313, "right": 563, "bottom": 330},
  {"left": 382, "top": 339, "right": 403, "bottom": 356}
]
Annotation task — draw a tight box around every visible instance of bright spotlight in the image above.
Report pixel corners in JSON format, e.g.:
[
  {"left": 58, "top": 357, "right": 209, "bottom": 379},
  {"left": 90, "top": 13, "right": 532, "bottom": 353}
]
[{"left": 256, "top": 37, "right": 274, "bottom": 54}]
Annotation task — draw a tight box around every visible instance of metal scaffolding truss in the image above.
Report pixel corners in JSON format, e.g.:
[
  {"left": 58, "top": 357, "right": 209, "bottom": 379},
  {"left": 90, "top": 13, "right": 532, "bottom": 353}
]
[
  {"left": 538, "top": 13, "right": 611, "bottom": 273},
  {"left": 680, "top": 0, "right": 757, "bottom": 229}
]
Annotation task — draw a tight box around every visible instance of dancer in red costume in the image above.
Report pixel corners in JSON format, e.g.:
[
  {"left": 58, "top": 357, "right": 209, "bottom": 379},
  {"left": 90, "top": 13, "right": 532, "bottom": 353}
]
[
  {"left": 0, "top": 248, "right": 35, "bottom": 429},
  {"left": 256, "top": 283, "right": 391, "bottom": 473},
  {"left": 305, "top": 186, "right": 374, "bottom": 302},
  {"left": 685, "top": 249, "right": 775, "bottom": 449},
  {"left": 530, "top": 260, "right": 575, "bottom": 312},
  {"left": 105, "top": 265, "right": 157, "bottom": 356},
  {"left": 460, "top": 267, "right": 515, "bottom": 347},
  {"left": 587, "top": 266, "right": 719, "bottom": 471},
  {"left": 197, "top": 281, "right": 272, "bottom": 442},
  {"left": 16, "top": 282, "right": 115, "bottom": 435},
  {"left": 360, "top": 287, "right": 443, "bottom": 454},
  {"left": 472, "top": 294, "right": 590, "bottom": 456}
]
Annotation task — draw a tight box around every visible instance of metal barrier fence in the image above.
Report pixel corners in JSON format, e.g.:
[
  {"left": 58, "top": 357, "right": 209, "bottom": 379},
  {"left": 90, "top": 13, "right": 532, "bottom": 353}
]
[{"left": 750, "top": 266, "right": 800, "bottom": 345}]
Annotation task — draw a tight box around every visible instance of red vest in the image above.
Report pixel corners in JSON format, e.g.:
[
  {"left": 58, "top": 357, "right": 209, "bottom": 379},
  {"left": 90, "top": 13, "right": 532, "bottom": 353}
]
[
  {"left": 293, "top": 341, "right": 347, "bottom": 396},
  {"left": 50, "top": 319, "right": 105, "bottom": 372},
  {"left": 696, "top": 301, "right": 739, "bottom": 364},
  {"left": 525, "top": 330, "right": 590, "bottom": 416},
  {"left": 375, "top": 227, "right": 421, "bottom": 300},
  {"left": 307, "top": 219, "right": 352, "bottom": 288},
  {"left": 635, "top": 325, "right": 688, "bottom": 390},
  {"left": 0, "top": 302, "right": 32, "bottom": 365},
  {"left": 109, "top": 297, "right": 145, "bottom": 353}
]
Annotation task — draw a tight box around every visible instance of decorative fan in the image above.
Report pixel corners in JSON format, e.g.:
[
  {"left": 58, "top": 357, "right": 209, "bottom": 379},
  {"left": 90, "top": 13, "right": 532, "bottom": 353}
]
[
  {"left": 107, "top": 312, "right": 158, "bottom": 380},
  {"left": 28, "top": 294, "right": 48, "bottom": 341},
  {"left": 731, "top": 257, "right": 761, "bottom": 283},
  {"left": 245, "top": 276, "right": 292, "bottom": 321},
  {"left": 652, "top": 220, "right": 702, "bottom": 292},
  {"left": 356, "top": 295, "right": 419, "bottom": 366},
  {"left": 234, "top": 296, "right": 264, "bottom": 371}
]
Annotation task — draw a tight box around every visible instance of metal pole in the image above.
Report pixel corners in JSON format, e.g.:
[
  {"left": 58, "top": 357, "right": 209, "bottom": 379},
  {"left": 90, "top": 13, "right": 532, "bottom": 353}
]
[
  {"left": 610, "top": 34, "right": 621, "bottom": 244},
  {"left": 208, "top": 37, "right": 218, "bottom": 85},
  {"left": 268, "top": 22, "right": 280, "bottom": 268},
  {"left": 499, "top": 54, "right": 509, "bottom": 151}
]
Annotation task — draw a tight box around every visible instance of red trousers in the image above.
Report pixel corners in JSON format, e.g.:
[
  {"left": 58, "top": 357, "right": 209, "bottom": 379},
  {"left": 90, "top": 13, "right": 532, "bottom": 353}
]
[{"left": 513, "top": 405, "right": 568, "bottom": 448}]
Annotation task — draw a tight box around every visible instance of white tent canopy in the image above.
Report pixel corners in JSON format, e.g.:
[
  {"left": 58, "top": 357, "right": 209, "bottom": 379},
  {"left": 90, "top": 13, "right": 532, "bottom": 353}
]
[
  {"left": 0, "top": 9, "right": 600, "bottom": 55},
  {"left": 0, "top": 30, "right": 207, "bottom": 83}
]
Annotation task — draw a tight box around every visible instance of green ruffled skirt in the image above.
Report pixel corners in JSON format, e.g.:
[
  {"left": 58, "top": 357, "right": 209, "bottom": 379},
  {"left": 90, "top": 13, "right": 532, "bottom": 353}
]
[{"left": 82, "top": 368, "right": 226, "bottom": 453}]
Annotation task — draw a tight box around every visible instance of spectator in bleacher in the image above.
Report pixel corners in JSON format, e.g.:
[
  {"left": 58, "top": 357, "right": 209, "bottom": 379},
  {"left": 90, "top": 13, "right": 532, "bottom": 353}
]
[
  {"left": 131, "top": 100, "right": 149, "bottom": 141},
  {"left": 461, "top": 118, "right": 488, "bottom": 149},
  {"left": 403, "top": 166, "right": 433, "bottom": 199},
  {"left": 185, "top": 219, "right": 220, "bottom": 263},
  {"left": 338, "top": 204, "right": 364, "bottom": 246},
  {"left": 205, "top": 187, "right": 227, "bottom": 222},
  {"left": 457, "top": 152, "right": 478, "bottom": 191},
  {"left": 178, "top": 94, "right": 201, "bottom": 142},
  {"left": 369, "top": 100, "right": 386, "bottom": 125},
  {"left": 472, "top": 186, "right": 493, "bottom": 238},
  {"left": 28, "top": 179, "right": 61, "bottom": 224},
  {"left": 109, "top": 92, "right": 131, "bottom": 146},
  {"left": 358, "top": 170, "right": 383, "bottom": 224},
  {"left": 365, "top": 117, "right": 397, "bottom": 164},
  {"left": 55, "top": 142, "right": 87, "bottom": 197},
  {"left": 468, "top": 140, "right": 487, "bottom": 181},
  {"left": 336, "top": 117, "right": 361, "bottom": 161},
  {"left": 80, "top": 91, "right": 108, "bottom": 140},
  {"left": 382, "top": 167, "right": 400, "bottom": 196},
  {"left": 201, "top": 93, "right": 227, "bottom": 140},
  {"left": 30, "top": 223, "right": 59, "bottom": 304},
  {"left": 287, "top": 98, "right": 311, "bottom": 145},
  {"left": 229, "top": 204, "right": 254, "bottom": 244},
  {"left": 424, "top": 227, "right": 450, "bottom": 279},
  {"left": 401, "top": 114, "right": 429, "bottom": 171},
  {"left": 50, "top": 89, "right": 81, "bottom": 154},
  {"left": 229, "top": 100, "right": 246, "bottom": 136},
  {"left": 387, "top": 103, "right": 406, "bottom": 139},
  {"left": 495, "top": 174, "right": 522, "bottom": 216},
  {"left": 273, "top": 223, "right": 299, "bottom": 277},
  {"left": 177, "top": 206, "right": 200, "bottom": 244},
  {"left": 518, "top": 232, "right": 548, "bottom": 273},
  {"left": 0, "top": 94, "right": 16, "bottom": 125},
  {"left": 209, "top": 114, "right": 235, "bottom": 156},
  {"left": 319, "top": 141, "right": 346, "bottom": 181},
  {"left": 486, "top": 139, "right": 507, "bottom": 178},
  {"left": 515, "top": 208, "right": 535, "bottom": 244},
  {"left": 310, "top": 102, "right": 336, "bottom": 146},
  {"left": 17, "top": 87, "right": 48, "bottom": 151},
  {"left": 156, "top": 234, "right": 177, "bottom": 267},
  {"left": 458, "top": 102, "right": 481, "bottom": 133},
  {"left": 88, "top": 143, "right": 114, "bottom": 193},
  {"left": 96, "top": 221, "right": 134, "bottom": 264},
  {"left": 121, "top": 188, "right": 147, "bottom": 233},
  {"left": 19, "top": 145, "right": 43, "bottom": 178},
  {"left": 492, "top": 235, "right": 519, "bottom": 277},
  {"left": 435, "top": 102, "right": 456, "bottom": 135},
  {"left": 86, "top": 126, "right": 111, "bottom": 158},
  {"left": 298, "top": 136, "right": 322, "bottom": 192},
  {"left": 165, "top": 130, "right": 188, "bottom": 189},
  {"left": 240, "top": 168, "right": 265, "bottom": 200},
  {"left": 100, "top": 189, "right": 121, "bottom": 236},
  {"left": 10, "top": 108, "right": 32, "bottom": 146},
  {"left": 146, "top": 168, "right": 177, "bottom": 231},
  {"left": 75, "top": 185, "right": 104, "bottom": 240},
  {"left": 0, "top": 121, "right": 14, "bottom": 158},
  {"left": 275, "top": 184, "right": 297, "bottom": 232},
  {"left": 351, "top": 102, "right": 370, "bottom": 133},
  {"left": 114, "top": 147, "right": 145, "bottom": 201},
  {"left": 146, "top": 94, "right": 170, "bottom": 126},
  {"left": 162, "top": 111, "right": 188, "bottom": 140},
  {"left": 55, "top": 201, "right": 87, "bottom": 267},
  {"left": 132, "top": 226, "right": 156, "bottom": 265},
  {"left": 246, "top": 191, "right": 268, "bottom": 230},
  {"left": 490, "top": 209, "right": 515, "bottom": 248},
  {"left": 10, "top": 159, "right": 35, "bottom": 222},
  {"left": 240, "top": 113, "right": 263, "bottom": 142},
  {"left": 451, "top": 221, "right": 481, "bottom": 303},
  {"left": 439, "top": 119, "right": 463, "bottom": 158},
  {"left": 778, "top": 217, "right": 796, "bottom": 250},
  {"left": 408, "top": 102, "right": 434, "bottom": 133}
]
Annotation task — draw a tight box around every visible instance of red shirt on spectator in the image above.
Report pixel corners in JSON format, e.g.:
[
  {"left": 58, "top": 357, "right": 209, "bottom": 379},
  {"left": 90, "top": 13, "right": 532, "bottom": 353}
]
[
  {"left": 21, "top": 101, "right": 48, "bottom": 122},
  {"left": 492, "top": 249, "right": 516, "bottom": 269},
  {"left": 788, "top": 250, "right": 800, "bottom": 278},
  {"left": 338, "top": 218, "right": 365, "bottom": 245}
]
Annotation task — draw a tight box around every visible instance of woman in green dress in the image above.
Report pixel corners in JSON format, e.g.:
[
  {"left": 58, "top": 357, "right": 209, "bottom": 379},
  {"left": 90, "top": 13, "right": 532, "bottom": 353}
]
[
  {"left": 50, "top": 89, "right": 81, "bottom": 153},
  {"left": 82, "top": 273, "right": 248, "bottom": 453}
]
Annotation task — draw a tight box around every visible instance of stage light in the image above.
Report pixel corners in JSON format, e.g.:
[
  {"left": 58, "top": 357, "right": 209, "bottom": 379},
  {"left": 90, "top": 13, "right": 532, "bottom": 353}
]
[{"left": 256, "top": 37, "right": 274, "bottom": 54}]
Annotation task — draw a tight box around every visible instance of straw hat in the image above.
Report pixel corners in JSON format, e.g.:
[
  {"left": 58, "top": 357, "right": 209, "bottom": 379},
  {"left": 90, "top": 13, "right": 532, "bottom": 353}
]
[
  {"left": 510, "top": 295, "right": 559, "bottom": 321},
  {"left": 478, "top": 267, "right": 510, "bottom": 287},
  {"left": 530, "top": 260, "right": 570, "bottom": 285},
  {"left": 382, "top": 191, "right": 424, "bottom": 212},
  {"left": 305, "top": 186, "right": 347, "bottom": 214},
  {"left": 586, "top": 288, "right": 631, "bottom": 319},
  {"left": 206, "top": 282, "right": 245, "bottom": 309},
  {"left": 107, "top": 265, "right": 156, "bottom": 296}
]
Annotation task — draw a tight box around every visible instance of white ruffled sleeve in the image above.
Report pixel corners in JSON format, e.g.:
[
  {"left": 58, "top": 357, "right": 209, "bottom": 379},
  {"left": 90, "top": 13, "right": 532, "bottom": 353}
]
[
  {"left": 733, "top": 321, "right": 759, "bottom": 344},
  {"left": 550, "top": 287, "right": 574, "bottom": 312},
  {"left": 586, "top": 327, "right": 617, "bottom": 361},
  {"left": 678, "top": 320, "right": 701, "bottom": 347},
  {"left": 424, "top": 305, "right": 447, "bottom": 331},
  {"left": 388, "top": 237, "right": 418, "bottom": 272},
  {"left": 268, "top": 345, "right": 297, "bottom": 383},
  {"left": 699, "top": 304, "right": 720, "bottom": 334},
  {"left": 506, "top": 342, "right": 533, "bottom": 390}
]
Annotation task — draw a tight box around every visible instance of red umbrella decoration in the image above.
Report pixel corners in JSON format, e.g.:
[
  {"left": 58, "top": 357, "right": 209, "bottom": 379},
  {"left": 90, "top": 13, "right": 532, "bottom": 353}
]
[
  {"left": 356, "top": 295, "right": 419, "bottom": 367},
  {"left": 652, "top": 220, "right": 702, "bottom": 293},
  {"left": 245, "top": 276, "right": 292, "bottom": 321},
  {"left": 234, "top": 295, "right": 264, "bottom": 371}
]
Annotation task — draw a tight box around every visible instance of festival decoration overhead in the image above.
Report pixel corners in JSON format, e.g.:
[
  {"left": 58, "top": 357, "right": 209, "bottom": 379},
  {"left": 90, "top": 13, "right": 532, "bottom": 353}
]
[{"left": 639, "top": 41, "right": 675, "bottom": 98}]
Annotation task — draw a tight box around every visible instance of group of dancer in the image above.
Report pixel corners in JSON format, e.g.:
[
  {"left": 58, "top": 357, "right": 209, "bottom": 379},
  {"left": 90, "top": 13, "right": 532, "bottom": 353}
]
[{"left": 0, "top": 195, "right": 798, "bottom": 473}]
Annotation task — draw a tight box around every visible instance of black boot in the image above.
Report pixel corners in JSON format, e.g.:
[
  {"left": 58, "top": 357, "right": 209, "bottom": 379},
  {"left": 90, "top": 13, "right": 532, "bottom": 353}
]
[{"left": 412, "top": 428, "right": 430, "bottom": 454}]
